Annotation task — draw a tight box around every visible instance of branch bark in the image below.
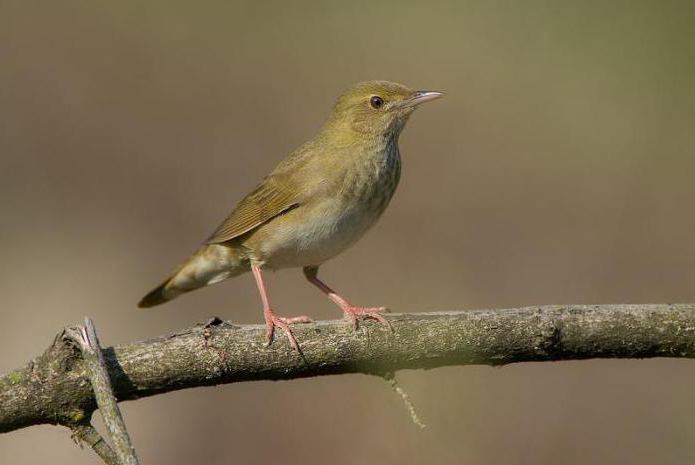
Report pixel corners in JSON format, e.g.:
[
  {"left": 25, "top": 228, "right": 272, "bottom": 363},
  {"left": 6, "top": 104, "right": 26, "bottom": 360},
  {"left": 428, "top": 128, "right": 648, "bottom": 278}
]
[
  {"left": 65, "top": 318, "right": 140, "bottom": 465},
  {"left": 71, "top": 423, "right": 119, "bottom": 465},
  {"left": 2, "top": 304, "right": 695, "bottom": 436}
]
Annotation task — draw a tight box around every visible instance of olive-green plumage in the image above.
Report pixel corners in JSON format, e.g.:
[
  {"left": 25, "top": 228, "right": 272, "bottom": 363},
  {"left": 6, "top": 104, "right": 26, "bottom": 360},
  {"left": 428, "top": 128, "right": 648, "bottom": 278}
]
[{"left": 139, "top": 81, "right": 442, "bottom": 312}]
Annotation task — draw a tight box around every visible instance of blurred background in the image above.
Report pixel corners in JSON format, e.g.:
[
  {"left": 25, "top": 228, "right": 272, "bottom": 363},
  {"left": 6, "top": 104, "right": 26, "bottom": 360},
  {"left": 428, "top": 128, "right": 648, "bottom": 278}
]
[{"left": 2, "top": 1, "right": 695, "bottom": 464}]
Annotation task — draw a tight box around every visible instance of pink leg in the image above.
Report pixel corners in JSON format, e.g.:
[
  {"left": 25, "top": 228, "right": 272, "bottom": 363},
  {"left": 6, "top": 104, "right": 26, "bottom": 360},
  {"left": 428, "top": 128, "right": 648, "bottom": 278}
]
[
  {"left": 251, "top": 264, "right": 312, "bottom": 350},
  {"left": 303, "top": 266, "right": 391, "bottom": 330}
]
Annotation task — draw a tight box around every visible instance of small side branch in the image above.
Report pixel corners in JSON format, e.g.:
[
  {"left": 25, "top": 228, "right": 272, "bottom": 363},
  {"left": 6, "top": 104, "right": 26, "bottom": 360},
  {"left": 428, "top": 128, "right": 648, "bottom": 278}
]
[
  {"left": 383, "top": 372, "right": 426, "bottom": 429},
  {"left": 71, "top": 422, "right": 119, "bottom": 465},
  {"left": 66, "top": 318, "right": 140, "bottom": 465}
]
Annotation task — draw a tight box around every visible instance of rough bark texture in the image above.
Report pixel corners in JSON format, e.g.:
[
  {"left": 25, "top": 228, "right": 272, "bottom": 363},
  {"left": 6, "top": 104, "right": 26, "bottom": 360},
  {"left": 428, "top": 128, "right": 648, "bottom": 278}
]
[
  {"left": 65, "top": 319, "right": 140, "bottom": 465},
  {"left": 2, "top": 304, "right": 695, "bottom": 435},
  {"left": 71, "top": 422, "right": 120, "bottom": 465}
]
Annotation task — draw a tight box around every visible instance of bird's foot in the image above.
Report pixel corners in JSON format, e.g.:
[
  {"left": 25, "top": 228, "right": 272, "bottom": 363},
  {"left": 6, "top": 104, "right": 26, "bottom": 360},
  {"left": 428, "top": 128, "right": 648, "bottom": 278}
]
[
  {"left": 264, "top": 309, "right": 312, "bottom": 351},
  {"left": 341, "top": 305, "right": 392, "bottom": 330}
]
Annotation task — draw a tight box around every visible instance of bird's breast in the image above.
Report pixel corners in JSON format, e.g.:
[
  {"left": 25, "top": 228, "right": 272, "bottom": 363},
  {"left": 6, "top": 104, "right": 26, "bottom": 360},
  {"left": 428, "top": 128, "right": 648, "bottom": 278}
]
[{"left": 247, "top": 142, "right": 401, "bottom": 269}]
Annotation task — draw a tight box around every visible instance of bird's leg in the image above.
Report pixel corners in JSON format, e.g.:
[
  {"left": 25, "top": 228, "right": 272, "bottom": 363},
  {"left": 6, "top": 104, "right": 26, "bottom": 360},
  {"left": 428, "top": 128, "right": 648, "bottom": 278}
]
[
  {"left": 251, "top": 264, "right": 312, "bottom": 350},
  {"left": 303, "top": 266, "right": 391, "bottom": 330}
]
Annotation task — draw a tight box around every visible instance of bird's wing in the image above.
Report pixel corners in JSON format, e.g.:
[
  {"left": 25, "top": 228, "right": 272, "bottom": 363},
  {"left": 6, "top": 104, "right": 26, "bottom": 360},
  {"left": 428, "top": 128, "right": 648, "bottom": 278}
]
[{"left": 206, "top": 175, "right": 300, "bottom": 244}]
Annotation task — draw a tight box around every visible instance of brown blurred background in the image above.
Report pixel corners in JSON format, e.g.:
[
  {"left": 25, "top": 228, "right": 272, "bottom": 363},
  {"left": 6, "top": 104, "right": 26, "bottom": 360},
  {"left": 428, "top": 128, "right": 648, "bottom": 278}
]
[{"left": 2, "top": 1, "right": 695, "bottom": 464}]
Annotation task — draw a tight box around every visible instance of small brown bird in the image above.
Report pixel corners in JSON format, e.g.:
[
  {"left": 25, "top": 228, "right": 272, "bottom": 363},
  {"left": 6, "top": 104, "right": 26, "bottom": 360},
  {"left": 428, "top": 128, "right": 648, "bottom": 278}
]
[{"left": 139, "top": 80, "right": 443, "bottom": 349}]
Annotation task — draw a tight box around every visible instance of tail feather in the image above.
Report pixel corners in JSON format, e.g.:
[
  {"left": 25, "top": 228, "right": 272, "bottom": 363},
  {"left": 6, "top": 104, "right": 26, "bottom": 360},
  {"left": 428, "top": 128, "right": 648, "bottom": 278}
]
[
  {"left": 138, "top": 244, "right": 247, "bottom": 308},
  {"left": 138, "top": 281, "right": 176, "bottom": 308}
]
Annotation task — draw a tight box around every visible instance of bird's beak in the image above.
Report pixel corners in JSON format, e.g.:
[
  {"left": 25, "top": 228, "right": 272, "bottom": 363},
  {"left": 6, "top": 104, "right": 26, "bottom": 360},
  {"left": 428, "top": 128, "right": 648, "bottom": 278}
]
[{"left": 398, "top": 90, "right": 444, "bottom": 109}]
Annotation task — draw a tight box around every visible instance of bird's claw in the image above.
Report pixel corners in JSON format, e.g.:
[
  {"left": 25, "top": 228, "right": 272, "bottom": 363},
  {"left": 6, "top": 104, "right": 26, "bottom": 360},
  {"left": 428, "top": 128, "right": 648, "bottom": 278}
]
[
  {"left": 342, "top": 305, "right": 392, "bottom": 331},
  {"left": 265, "top": 312, "right": 313, "bottom": 351}
]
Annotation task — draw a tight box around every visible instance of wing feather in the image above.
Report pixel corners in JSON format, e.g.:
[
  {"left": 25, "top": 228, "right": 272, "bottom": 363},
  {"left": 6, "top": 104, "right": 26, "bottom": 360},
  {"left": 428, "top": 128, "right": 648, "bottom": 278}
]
[{"left": 206, "top": 175, "right": 299, "bottom": 244}]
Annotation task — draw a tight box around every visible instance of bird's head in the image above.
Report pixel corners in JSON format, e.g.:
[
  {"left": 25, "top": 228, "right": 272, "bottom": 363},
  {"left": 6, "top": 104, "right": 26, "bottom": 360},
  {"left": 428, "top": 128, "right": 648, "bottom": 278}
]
[{"left": 325, "top": 80, "right": 443, "bottom": 142}]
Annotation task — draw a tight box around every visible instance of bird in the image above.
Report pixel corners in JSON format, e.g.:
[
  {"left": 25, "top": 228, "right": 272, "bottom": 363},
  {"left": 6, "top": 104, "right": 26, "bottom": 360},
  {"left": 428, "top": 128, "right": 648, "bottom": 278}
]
[{"left": 139, "top": 80, "right": 443, "bottom": 350}]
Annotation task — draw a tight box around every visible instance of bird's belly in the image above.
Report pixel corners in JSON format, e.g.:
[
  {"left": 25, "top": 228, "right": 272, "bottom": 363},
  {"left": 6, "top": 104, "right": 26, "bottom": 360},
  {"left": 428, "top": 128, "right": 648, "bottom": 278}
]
[{"left": 247, "top": 200, "right": 383, "bottom": 270}]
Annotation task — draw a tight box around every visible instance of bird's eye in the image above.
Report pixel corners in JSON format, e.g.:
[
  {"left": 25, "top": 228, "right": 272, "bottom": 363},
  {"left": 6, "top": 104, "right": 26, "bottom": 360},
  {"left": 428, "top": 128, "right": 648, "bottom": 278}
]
[{"left": 370, "top": 96, "right": 384, "bottom": 109}]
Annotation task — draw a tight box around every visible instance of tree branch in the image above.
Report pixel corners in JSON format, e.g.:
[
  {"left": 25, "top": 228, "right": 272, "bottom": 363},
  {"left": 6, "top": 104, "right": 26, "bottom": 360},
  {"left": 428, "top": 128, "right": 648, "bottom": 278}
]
[
  {"left": 65, "top": 318, "right": 140, "bottom": 465},
  {"left": 71, "top": 422, "right": 119, "bottom": 465},
  {"left": 2, "top": 304, "right": 695, "bottom": 436}
]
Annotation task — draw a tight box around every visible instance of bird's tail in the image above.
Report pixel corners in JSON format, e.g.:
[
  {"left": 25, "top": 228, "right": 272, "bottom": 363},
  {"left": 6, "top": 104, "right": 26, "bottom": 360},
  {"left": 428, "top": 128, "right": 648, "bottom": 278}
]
[
  {"left": 138, "top": 244, "right": 248, "bottom": 308},
  {"left": 138, "top": 280, "right": 174, "bottom": 308}
]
